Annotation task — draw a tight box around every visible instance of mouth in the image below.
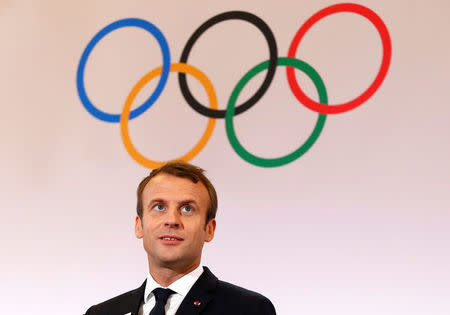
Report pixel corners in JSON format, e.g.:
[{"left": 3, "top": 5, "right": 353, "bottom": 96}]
[{"left": 159, "top": 235, "right": 184, "bottom": 244}]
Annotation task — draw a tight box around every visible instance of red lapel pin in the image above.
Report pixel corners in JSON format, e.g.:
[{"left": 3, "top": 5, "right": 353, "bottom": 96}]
[{"left": 194, "top": 301, "right": 201, "bottom": 306}]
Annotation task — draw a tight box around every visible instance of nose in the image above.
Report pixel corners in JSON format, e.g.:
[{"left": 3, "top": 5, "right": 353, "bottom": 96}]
[{"left": 164, "top": 207, "right": 181, "bottom": 228}]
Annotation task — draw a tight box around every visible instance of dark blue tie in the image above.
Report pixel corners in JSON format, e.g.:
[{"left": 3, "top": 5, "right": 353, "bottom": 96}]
[{"left": 149, "top": 288, "right": 175, "bottom": 315}]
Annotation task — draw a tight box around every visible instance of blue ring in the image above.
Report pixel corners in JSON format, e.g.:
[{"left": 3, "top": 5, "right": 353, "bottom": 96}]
[{"left": 76, "top": 18, "right": 171, "bottom": 123}]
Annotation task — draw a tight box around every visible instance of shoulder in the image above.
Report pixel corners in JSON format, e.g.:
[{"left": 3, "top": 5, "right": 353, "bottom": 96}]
[
  {"left": 202, "top": 267, "right": 269, "bottom": 301},
  {"left": 216, "top": 279, "right": 267, "bottom": 300},
  {"left": 190, "top": 267, "right": 276, "bottom": 314},
  {"left": 84, "top": 282, "right": 145, "bottom": 315},
  {"left": 213, "top": 279, "right": 276, "bottom": 314}
]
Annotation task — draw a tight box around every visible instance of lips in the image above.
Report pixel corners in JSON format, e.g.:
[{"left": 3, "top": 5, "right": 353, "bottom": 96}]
[{"left": 159, "top": 235, "right": 184, "bottom": 242}]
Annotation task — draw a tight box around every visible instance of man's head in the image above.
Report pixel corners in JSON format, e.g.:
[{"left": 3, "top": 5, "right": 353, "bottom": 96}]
[
  {"left": 135, "top": 161, "right": 217, "bottom": 271},
  {"left": 136, "top": 161, "right": 217, "bottom": 225}
]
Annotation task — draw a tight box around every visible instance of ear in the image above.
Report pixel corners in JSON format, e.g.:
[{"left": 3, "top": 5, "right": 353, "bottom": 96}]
[
  {"left": 204, "top": 218, "right": 216, "bottom": 242},
  {"left": 135, "top": 215, "right": 143, "bottom": 239}
]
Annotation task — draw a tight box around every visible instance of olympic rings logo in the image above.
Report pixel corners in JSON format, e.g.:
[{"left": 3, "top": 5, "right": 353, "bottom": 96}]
[{"left": 76, "top": 3, "right": 391, "bottom": 168}]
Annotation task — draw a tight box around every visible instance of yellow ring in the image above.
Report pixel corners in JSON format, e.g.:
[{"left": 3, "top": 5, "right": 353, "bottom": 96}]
[{"left": 120, "top": 63, "right": 218, "bottom": 169}]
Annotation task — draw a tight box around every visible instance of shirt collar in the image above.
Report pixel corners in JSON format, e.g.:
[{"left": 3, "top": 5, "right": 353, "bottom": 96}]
[{"left": 144, "top": 265, "right": 204, "bottom": 303}]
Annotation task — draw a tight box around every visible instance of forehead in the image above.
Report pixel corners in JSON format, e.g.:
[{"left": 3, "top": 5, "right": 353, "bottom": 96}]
[{"left": 142, "top": 173, "right": 209, "bottom": 205}]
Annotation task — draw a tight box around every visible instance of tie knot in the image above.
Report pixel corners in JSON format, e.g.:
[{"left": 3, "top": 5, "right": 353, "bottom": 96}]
[{"left": 152, "top": 288, "right": 175, "bottom": 304}]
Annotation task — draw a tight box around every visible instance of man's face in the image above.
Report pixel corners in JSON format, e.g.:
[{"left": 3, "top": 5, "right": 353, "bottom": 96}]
[{"left": 135, "top": 173, "right": 216, "bottom": 271}]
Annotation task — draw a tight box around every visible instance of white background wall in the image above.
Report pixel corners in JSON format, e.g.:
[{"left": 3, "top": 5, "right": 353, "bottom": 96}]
[{"left": 1, "top": 0, "right": 449, "bottom": 314}]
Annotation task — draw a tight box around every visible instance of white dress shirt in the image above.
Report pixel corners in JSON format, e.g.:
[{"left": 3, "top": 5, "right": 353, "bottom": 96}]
[{"left": 138, "top": 265, "right": 204, "bottom": 315}]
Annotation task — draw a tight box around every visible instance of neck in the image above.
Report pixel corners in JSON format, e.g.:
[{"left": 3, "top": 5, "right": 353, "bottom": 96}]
[{"left": 148, "top": 260, "right": 200, "bottom": 287}]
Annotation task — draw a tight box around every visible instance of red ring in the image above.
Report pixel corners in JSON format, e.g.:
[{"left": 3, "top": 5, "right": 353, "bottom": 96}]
[{"left": 286, "top": 3, "right": 392, "bottom": 114}]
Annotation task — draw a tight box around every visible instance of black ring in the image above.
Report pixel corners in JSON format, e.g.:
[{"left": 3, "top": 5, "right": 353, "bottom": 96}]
[{"left": 179, "top": 11, "right": 278, "bottom": 119}]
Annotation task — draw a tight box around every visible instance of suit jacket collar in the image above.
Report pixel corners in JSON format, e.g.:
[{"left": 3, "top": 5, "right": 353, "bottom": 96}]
[
  {"left": 129, "top": 280, "right": 146, "bottom": 315},
  {"left": 127, "top": 266, "right": 217, "bottom": 315},
  {"left": 175, "top": 266, "right": 217, "bottom": 315}
]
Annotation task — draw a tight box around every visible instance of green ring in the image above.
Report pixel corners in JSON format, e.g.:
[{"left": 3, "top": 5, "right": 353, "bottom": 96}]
[{"left": 225, "top": 57, "right": 328, "bottom": 167}]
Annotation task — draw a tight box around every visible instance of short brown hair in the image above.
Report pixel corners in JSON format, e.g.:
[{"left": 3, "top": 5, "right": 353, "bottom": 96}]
[{"left": 136, "top": 161, "right": 218, "bottom": 225}]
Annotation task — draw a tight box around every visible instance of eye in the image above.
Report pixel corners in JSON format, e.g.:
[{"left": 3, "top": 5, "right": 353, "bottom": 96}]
[
  {"left": 181, "top": 205, "right": 193, "bottom": 213},
  {"left": 152, "top": 204, "right": 165, "bottom": 211}
]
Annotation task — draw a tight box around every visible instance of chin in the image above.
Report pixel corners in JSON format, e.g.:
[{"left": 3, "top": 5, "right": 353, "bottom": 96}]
[
  {"left": 161, "top": 254, "right": 199, "bottom": 268},
  {"left": 159, "top": 258, "right": 185, "bottom": 269}
]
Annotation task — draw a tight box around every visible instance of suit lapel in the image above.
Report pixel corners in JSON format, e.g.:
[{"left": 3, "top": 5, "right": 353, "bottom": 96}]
[
  {"left": 129, "top": 280, "right": 146, "bottom": 315},
  {"left": 175, "top": 267, "right": 217, "bottom": 315}
]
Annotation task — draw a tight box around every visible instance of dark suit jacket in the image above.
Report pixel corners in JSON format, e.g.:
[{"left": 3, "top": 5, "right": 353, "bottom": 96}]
[{"left": 85, "top": 266, "right": 276, "bottom": 315}]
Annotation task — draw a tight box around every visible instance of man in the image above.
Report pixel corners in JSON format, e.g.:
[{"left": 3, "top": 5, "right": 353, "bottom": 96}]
[{"left": 85, "top": 161, "right": 276, "bottom": 315}]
